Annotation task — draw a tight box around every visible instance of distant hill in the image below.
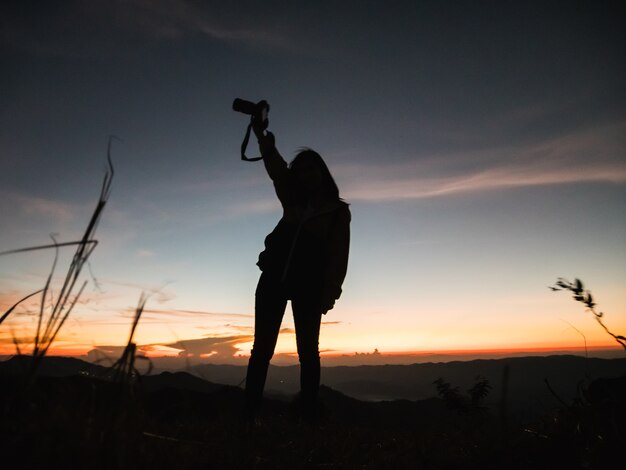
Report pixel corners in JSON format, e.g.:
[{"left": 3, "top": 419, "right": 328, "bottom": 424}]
[
  {"left": 2, "top": 354, "right": 624, "bottom": 422},
  {"left": 0, "top": 355, "right": 109, "bottom": 377},
  {"left": 193, "top": 355, "right": 626, "bottom": 421},
  {"left": 0, "top": 355, "right": 223, "bottom": 393},
  {"left": 0, "top": 355, "right": 457, "bottom": 433},
  {"left": 2, "top": 354, "right": 624, "bottom": 468}
]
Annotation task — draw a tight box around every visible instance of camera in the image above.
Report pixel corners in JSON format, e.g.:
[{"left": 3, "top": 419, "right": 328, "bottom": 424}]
[
  {"left": 232, "top": 98, "right": 269, "bottom": 128},
  {"left": 232, "top": 98, "right": 270, "bottom": 162}
]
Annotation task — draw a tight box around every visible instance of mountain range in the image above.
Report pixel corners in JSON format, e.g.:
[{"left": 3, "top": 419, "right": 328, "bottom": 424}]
[{"left": 2, "top": 354, "right": 624, "bottom": 423}]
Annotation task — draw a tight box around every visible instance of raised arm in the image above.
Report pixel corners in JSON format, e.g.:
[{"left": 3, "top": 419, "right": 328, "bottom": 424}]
[{"left": 257, "top": 132, "right": 290, "bottom": 205}]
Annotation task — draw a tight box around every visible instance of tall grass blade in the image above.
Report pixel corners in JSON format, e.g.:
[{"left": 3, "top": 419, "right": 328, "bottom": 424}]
[
  {"left": 0, "top": 289, "right": 44, "bottom": 325},
  {"left": 1, "top": 138, "right": 116, "bottom": 379}
]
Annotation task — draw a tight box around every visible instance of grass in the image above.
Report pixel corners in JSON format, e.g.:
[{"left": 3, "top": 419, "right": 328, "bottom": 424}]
[
  {"left": 1, "top": 365, "right": 622, "bottom": 469},
  {"left": 1, "top": 138, "right": 115, "bottom": 381}
]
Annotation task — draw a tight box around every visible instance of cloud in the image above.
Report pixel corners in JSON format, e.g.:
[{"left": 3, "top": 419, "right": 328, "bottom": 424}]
[
  {"left": 139, "top": 308, "right": 253, "bottom": 320},
  {"left": 221, "top": 323, "right": 254, "bottom": 334},
  {"left": 88, "top": 345, "right": 128, "bottom": 358},
  {"left": 1, "top": 0, "right": 295, "bottom": 58},
  {"left": 194, "top": 21, "right": 290, "bottom": 51},
  {"left": 226, "top": 199, "right": 281, "bottom": 217},
  {"left": 338, "top": 123, "right": 626, "bottom": 202},
  {"left": 111, "top": 307, "right": 253, "bottom": 327},
  {"left": 0, "top": 290, "right": 40, "bottom": 313},
  {"left": 121, "top": 0, "right": 294, "bottom": 50},
  {"left": 135, "top": 249, "right": 156, "bottom": 258},
  {"left": 158, "top": 334, "right": 254, "bottom": 358},
  {"left": 0, "top": 191, "right": 74, "bottom": 223},
  {"left": 0, "top": 336, "right": 32, "bottom": 345},
  {"left": 88, "top": 333, "right": 254, "bottom": 363}
]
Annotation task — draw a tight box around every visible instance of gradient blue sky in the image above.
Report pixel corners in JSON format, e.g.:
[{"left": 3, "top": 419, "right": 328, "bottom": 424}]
[{"left": 1, "top": 1, "right": 624, "bottom": 362}]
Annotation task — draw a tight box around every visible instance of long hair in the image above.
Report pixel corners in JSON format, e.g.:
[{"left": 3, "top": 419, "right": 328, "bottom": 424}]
[{"left": 289, "top": 148, "right": 341, "bottom": 204}]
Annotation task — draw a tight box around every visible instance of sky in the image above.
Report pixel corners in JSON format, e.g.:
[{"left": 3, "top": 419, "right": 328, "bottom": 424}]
[{"left": 1, "top": 0, "right": 625, "bottom": 365}]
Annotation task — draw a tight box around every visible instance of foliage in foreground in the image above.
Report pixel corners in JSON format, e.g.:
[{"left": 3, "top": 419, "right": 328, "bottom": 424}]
[
  {"left": 551, "top": 277, "right": 626, "bottom": 351},
  {"left": 0, "top": 139, "right": 115, "bottom": 381}
]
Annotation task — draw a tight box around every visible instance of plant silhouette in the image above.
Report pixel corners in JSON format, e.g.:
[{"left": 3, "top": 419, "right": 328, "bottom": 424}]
[
  {"left": 0, "top": 137, "right": 116, "bottom": 380},
  {"left": 551, "top": 278, "right": 626, "bottom": 352}
]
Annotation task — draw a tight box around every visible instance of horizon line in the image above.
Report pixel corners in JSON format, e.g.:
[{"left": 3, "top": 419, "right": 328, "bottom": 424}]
[{"left": 2, "top": 343, "right": 622, "bottom": 360}]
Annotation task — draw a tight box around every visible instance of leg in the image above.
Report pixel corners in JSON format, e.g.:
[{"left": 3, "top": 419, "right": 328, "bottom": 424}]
[
  {"left": 244, "top": 273, "right": 287, "bottom": 419},
  {"left": 292, "top": 296, "right": 323, "bottom": 421}
]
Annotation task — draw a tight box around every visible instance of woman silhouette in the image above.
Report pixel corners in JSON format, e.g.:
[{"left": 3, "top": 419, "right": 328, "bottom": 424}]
[{"left": 244, "top": 128, "right": 351, "bottom": 424}]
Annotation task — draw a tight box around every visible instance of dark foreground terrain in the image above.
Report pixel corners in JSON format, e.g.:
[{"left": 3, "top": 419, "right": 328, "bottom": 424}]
[{"left": 1, "top": 355, "right": 624, "bottom": 469}]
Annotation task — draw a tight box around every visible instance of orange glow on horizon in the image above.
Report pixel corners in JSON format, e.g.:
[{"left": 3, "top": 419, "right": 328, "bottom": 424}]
[{"left": 3, "top": 342, "right": 621, "bottom": 360}]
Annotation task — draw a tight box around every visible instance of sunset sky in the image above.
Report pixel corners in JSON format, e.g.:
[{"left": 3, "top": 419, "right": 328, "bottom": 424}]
[{"left": 1, "top": 1, "right": 624, "bottom": 365}]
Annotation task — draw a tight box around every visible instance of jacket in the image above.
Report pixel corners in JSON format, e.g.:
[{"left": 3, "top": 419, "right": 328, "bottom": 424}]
[{"left": 256, "top": 142, "right": 351, "bottom": 303}]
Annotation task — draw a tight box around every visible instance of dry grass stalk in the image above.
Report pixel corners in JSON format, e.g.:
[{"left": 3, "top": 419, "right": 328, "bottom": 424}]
[{"left": 0, "top": 138, "right": 116, "bottom": 376}]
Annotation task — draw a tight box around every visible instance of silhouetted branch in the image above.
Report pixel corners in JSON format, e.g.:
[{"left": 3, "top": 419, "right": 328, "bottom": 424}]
[{"left": 551, "top": 278, "right": 626, "bottom": 352}]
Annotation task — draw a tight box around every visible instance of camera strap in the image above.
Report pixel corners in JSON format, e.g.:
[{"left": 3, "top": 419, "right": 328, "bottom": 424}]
[{"left": 240, "top": 120, "right": 263, "bottom": 162}]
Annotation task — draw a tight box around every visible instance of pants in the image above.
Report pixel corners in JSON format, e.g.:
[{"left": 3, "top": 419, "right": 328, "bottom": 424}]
[{"left": 244, "top": 272, "right": 323, "bottom": 419}]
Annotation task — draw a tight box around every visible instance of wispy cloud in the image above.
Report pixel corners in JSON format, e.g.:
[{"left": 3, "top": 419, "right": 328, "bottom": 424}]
[
  {"left": 1, "top": 0, "right": 296, "bottom": 58},
  {"left": 108, "top": 307, "right": 253, "bottom": 327},
  {"left": 137, "top": 307, "right": 253, "bottom": 320},
  {"left": 124, "top": 0, "right": 295, "bottom": 50},
  {"left": 0, "top": 336, "right": 32, "bottom": 345},
  {"left": 0, "top": 191, "right": 75, "bottom": 223},
  {"left": 338, "top": 123, "right": 626, "bottom": 202},
  {"left": 0, "top": 291, "right": 40, "bottom": 313},
  {"left": 135, "top": 249, "right": 156, "bottom": 258},
  {"left": 220, "top": 324, "right": 254, "bottom": 334},
  {"left": 113, "top": 308, "right": 254, "bottom": 326},
  {"left": 194, "top": 22, "right": 291, "bottom": 51}
]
